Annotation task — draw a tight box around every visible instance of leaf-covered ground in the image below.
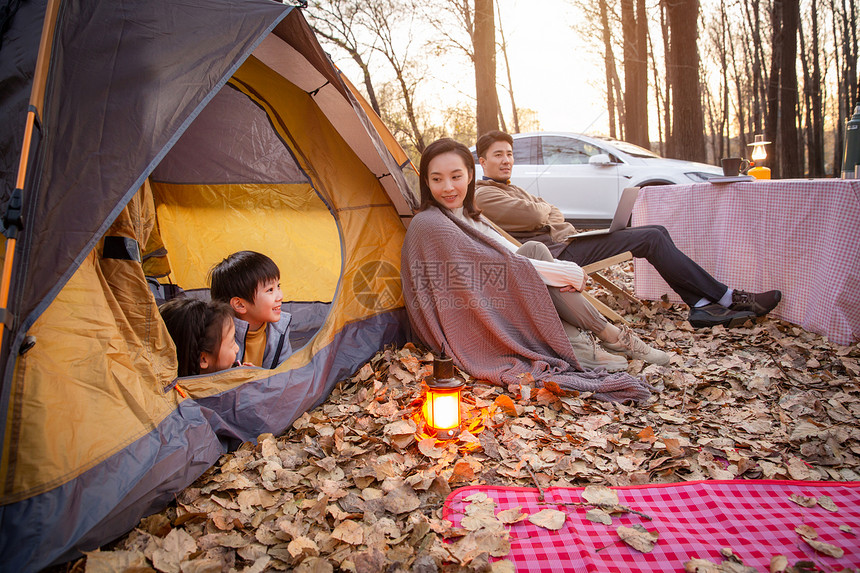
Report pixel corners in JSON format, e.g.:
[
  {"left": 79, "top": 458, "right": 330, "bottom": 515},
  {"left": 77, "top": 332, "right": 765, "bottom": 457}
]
[{"left": 58, "top": 265, "right": 860, "bottom": 572}]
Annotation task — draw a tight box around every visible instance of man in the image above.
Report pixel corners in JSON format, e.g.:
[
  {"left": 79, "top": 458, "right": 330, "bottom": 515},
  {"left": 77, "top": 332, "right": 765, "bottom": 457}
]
[{"left": 473, "top": 130, "right": 781, "bottom": 328}]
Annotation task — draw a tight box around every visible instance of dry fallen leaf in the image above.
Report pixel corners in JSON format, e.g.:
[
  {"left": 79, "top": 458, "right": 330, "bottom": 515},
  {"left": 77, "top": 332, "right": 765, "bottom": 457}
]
[
  {"left": 151, "top": 528, "right": 197, "bottom": 573},
  {"left": 490, "top": 559, "right": 516, "bottom": 573},
  {"left": 83, "top": 550, "right": 149, "bottom": 573},
  {"left": 795, "top": 524, "right": 818, "bottom": 540},
  {"left": 528, "top": 509, "right": 566, "bottom": 531},
  {"left": 417, "top": 437, "right": 445, "bottom": 459},
  {"left": 617, "top": 524, "right": 659, "bottom": 553},
  {"left": 684, "top": 555, "right": 758, "bottom": 572},
  {"left": 585, "top": 508, "right": 612, "bottom": 525},
  {"left": 803, "top": 537, "right": 844, "bottom": 558},
  {"left": 494, "top": 394, "right": 518, "bottom": 417},
  {"left": 769, "top": 555, "right": 788, "bottom": 573},
  {"left": 684, "top": 558, "right": 721, "bottom": 572},
  {"left": 287, "top": 536, "right": 319, "bottom": 558},
  {"left": 788, "top": 494, "right": 817, "bottom": 508},
  {"left": 496, "top": 507, "right": 528, "bottom": 525},
  {"left": 331, "top": 520, "right": 363, "bottom": 545},
  {"left": 582, "top": 484, "right": 619, "bottom": 507},
  {"left": 816, "top": 495, "right": 838, "bottom": 512},
  {"left": 637, "top": 426, "right": 657, "bottom": 443}
]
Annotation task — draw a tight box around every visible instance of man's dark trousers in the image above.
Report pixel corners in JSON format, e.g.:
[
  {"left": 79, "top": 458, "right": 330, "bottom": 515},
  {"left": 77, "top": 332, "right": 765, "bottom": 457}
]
[{"left": 557, "top": 225, "right": 728, "bottom": 307}]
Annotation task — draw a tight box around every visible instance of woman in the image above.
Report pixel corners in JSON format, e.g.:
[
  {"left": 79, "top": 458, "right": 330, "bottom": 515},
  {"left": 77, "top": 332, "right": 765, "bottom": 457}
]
[{"left": 401, "top": 138, "right": 660, "bottom": 403}]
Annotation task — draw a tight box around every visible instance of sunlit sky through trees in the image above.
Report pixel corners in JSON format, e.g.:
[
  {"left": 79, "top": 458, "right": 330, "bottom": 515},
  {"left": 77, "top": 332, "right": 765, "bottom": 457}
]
[
  {"left": 326, "top": 0, "right": 611, "bottom": 136},
  {"left": 319, "top": 0, "right": 849, "bottom": 159}
]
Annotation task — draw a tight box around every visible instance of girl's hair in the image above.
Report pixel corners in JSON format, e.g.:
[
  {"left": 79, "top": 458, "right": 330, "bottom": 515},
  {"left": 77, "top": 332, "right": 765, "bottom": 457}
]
[
  {"left": 418, "top": 137, "right": 482, "bottom": 221},
  {"left": 159, "top": 298, "right": 235, "bottom": 377}
]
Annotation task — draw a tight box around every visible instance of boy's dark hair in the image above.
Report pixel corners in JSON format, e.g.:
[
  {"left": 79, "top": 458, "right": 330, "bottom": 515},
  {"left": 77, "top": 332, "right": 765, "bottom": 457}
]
[
  {"left": 159, "top": 298, "right": 234, "bottom": 377},
  {"left": 476, "top": 130, "right": 513, "bottom": 159},
  {"left": 209, "top": 251, "right": 280, "bottom": 303}
]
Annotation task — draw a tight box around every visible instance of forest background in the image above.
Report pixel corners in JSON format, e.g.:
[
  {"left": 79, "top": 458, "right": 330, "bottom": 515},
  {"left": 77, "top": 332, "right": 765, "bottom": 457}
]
[{"left": 303, "top": 0, "right": 859, "bottom": 179}]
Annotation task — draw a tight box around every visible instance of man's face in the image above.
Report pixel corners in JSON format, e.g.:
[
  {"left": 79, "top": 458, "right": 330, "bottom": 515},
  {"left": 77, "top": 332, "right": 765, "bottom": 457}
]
[{"left": 479, "top": 140, "right": 514, "bottom": 182}]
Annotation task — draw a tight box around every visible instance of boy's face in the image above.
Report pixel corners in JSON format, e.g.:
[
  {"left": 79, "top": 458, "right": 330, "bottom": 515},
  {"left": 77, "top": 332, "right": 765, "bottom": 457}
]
[{"left": 235, "top": 278, "right": 282, "bottom": 330}]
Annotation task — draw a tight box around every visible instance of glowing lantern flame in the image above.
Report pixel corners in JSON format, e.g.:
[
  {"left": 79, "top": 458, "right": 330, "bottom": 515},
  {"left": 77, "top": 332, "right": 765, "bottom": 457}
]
[
  {"left": 749, "top": 134, "right": 770, "bottom": 161},
  {"left": 422, "top": 354, "right": 464, "bottom": 439}
]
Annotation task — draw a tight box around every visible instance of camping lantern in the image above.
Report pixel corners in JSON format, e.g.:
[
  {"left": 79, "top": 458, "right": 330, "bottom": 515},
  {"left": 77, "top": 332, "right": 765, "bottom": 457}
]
[
  {"left": 422, "top": 353, "right": 464, "bottom": 439},
  {"left": 842, "top": 103, "right": 860, "bottom": 179},
  {"left": 747, "top": 134, "right": 771, "bottom": 179}
]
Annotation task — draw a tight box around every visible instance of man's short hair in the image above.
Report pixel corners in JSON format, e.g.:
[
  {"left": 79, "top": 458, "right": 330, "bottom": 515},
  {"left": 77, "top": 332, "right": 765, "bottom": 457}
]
[
  {"left": 476, "top": 130, "right": 513, "bottom": 159},
  {"left": 209, "top": 251, "right": 280, "bottom": 303}
]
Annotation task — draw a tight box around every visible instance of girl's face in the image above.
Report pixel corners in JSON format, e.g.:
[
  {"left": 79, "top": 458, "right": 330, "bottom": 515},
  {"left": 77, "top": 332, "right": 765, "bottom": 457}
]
[
  {"left": 199, "top": 318, "right": 239, "bottom": 374},
  {"left": 426, "top": 151, "right": 472, "bottom": 210}
]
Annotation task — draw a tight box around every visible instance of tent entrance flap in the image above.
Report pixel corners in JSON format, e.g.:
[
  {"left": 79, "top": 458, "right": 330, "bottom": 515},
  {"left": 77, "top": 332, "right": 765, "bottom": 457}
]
[{"left": 150, "top": 82, "right": 341, "bottom": 303}]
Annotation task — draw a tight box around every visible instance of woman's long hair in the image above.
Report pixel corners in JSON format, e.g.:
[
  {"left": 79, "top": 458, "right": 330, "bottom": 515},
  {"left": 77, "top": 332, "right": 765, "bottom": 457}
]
[
  {"left": 159, "top": 298, "right": 234, "bottom": 377},
  {"left": 418, "top": 138, "right": 482, "bottom": 221}
]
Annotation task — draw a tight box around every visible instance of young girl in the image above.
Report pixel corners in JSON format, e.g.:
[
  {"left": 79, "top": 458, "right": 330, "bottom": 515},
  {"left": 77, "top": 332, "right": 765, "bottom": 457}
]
[{"left": 159, "top": 298, "right": 240, "bottom": 377}]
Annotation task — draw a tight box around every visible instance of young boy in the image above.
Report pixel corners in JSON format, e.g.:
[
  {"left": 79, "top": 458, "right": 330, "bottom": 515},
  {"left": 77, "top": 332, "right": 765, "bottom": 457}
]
[{"left": 209, "top": 251, "right": 292, "bottom": 369}]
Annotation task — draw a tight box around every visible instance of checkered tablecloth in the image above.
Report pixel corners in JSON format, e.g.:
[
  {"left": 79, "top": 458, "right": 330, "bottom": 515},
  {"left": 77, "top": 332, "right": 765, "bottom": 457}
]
[
  {"left": 631, "top": 179, "right": 860, "bottom": 346},
  {"left": 443, "top": 481, "right": 860, "bottom": 572}
]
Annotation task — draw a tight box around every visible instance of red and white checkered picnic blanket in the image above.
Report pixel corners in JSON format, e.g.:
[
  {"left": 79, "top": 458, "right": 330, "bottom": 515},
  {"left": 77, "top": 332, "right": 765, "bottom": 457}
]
[
  {"left": 443, "top": 480, "right": 860, "bottom": 571},
  {"left": 631, "top": 179, "right": 860, "bottom": 346}
]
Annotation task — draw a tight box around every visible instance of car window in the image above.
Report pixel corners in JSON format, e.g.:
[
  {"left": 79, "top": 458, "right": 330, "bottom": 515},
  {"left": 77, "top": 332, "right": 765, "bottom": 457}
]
[
  {"left": 540, "top": 135, "right": 606, "bottom": 165},
  {"left": 607, "top": 139, "right": 660, "bottom": 158},
  {"left": 512, "top": 136, "right": 537, "bottom": 165}
]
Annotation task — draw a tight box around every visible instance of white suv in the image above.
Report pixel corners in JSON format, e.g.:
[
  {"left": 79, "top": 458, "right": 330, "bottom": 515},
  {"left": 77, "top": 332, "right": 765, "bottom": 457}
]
[{"left": 473, "top": 132, "right": 722, "bottom": 226}]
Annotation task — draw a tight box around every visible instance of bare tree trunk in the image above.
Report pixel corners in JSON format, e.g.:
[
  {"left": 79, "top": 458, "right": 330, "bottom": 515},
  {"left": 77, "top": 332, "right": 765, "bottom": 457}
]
[
  {"left": 496, "top": 2, "right": 519, "bottom": 133},
  {"left": 649, "top": 30, "right": 665, "bottom": 154},
  {"left": 729, "top": 24, "right": 747, "bottom": 151},
  {"left": 496, "top": 90, "right": 507, "bottom": 132},
  {"left": 474, "top": 0, "right": 499, "bottom": 136},
  {"left": 719, "top": 0, "right": 730, "bottom": 158},
  {"left": 599, "top": 0, "right": 618, "bottom": 139},
  {"left": 622, "top": 0, "right": 649, "bottom": 147},
  {"left": 660, "top": 0, "right": 673, "bottom": 156},
  {"left": 779, "top": 0, "right": 801, "bottom": 177},
  {"left": 703, "top": 75, "right": 719, "bottom": 162},
  {"left": 765, "top": 0, "right": 783, "bottom": 177},
  {"left": 636, "top": 0, "right": 648, "bottom": 145},
  {"left": 848, "top": 0, "right": 859, "bottom": 105},
  {"left": 665, "top": 0, "right": 706, "bottom": 162},
  {"left": 741, "top": 0, "right": 768, "bottom": 137},
  {"left": 810, "top": 0, "right": 824, "bottom": 176},
  {"left": 831, "top": 0, "right": 845, "bottom": 176},
  {"left": 741, "top": 38, "right": 754, "bottom": 136},
  {"left": 799, "top": 11, "right": 813, "bottom": 175},
  {"left": 800, "top": 1, "right": 825, "bottom": 177}
]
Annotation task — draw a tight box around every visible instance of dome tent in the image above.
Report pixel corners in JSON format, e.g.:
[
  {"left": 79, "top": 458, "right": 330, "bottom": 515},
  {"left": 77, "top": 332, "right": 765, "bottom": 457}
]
[{"left": 0, "top": 0, "right": 416, "bottom": 570}]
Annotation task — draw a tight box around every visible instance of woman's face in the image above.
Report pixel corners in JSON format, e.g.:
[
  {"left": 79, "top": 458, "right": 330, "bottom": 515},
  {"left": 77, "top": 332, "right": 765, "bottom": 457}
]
[
  {"left": 426, "top": 151, "right": 472, "bottom": 210},
  {"left": 200, "top": 318, "right": 239, "bottom": 374}
]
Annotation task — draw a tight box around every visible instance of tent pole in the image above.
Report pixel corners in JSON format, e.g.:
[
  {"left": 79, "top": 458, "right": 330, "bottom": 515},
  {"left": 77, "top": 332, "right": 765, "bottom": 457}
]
[
  {"left": 0, "top": 116, "right": 32, "bottom": 349},
  {"left": 0, "top": 0, "right": 62, "bottom": 353}
]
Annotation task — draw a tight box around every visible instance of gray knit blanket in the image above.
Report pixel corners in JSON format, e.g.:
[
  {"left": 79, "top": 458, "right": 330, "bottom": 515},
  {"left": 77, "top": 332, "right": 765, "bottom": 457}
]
[{"left": 401, "top": 206, "right": 651, "bottom": 403}]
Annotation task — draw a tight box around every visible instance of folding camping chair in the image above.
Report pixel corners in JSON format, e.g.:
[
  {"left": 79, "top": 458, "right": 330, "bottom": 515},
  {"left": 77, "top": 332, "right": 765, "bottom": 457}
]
[{"left": 581, "top": 251, "right": 641, "bottom": 323}]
